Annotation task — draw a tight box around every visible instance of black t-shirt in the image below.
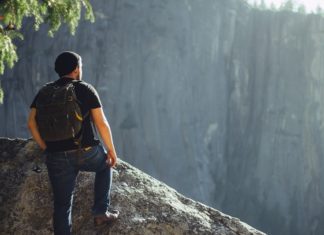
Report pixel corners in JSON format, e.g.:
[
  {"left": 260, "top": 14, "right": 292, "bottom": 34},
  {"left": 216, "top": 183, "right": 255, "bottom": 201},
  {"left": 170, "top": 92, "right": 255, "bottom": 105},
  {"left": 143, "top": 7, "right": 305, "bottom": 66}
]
[{"left": 30, "top": 77, "right": 102, "bottom": 152}]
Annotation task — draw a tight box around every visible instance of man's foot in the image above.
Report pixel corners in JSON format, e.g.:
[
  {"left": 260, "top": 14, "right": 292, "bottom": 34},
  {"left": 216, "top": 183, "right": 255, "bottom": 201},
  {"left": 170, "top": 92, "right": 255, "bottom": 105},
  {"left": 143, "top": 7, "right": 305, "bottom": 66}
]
[{"left": 94, "top": 209, "right": 119, "bottom": 227}]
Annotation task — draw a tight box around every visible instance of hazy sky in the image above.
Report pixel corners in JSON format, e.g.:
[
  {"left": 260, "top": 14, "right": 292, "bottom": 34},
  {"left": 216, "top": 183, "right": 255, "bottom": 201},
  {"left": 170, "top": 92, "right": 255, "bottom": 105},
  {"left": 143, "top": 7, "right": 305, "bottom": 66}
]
[{"left": 247, "top": 0, "right": 324, "bottom": 12}]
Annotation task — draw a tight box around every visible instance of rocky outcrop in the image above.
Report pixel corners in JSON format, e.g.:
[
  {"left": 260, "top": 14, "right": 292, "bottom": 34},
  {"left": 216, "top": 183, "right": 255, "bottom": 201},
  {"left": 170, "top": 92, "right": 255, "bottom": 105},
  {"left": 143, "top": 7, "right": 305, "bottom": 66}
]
[{"left": 0, "top": 138, "right": 265, "bottom": 235}]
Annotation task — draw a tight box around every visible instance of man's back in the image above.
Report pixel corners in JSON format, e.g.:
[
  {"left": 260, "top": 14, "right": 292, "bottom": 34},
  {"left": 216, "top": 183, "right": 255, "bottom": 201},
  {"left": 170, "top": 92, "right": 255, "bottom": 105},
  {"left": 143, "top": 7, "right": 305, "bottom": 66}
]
[{"left": 31, "top": 77, "right": 102, "bottom": 152}]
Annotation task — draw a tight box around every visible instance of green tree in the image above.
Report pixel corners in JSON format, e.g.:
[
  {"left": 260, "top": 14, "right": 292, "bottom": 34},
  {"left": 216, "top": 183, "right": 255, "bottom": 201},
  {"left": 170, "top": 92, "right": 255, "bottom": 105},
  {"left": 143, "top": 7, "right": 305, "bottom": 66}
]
[
  {"left": 270, "top": 3, "right": 277, "bottom": 11},
  {"left": 280, "top": 0, "right": 294, "bottom": 11},
  {"left": 316, "top": 6, "right": 323, "bottom": 15},
  {"left": 297, "top": 4, "right": 306, "bottom": 14},
  {"left": 259, "top": 0, "right": 266, "bottom": 10},
  {"left": 0, "top": 0, "right": 95, "bottom": 103},
  {"left": 253, "top": 1, "right": 258, "bottom": 9}
]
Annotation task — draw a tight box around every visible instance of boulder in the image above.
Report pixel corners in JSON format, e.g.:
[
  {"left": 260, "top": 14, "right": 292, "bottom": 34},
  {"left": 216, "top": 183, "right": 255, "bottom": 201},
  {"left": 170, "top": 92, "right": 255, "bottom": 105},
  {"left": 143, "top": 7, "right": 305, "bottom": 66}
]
[{"left": 0, "top": 138, "right": 265, "bottom": 235}]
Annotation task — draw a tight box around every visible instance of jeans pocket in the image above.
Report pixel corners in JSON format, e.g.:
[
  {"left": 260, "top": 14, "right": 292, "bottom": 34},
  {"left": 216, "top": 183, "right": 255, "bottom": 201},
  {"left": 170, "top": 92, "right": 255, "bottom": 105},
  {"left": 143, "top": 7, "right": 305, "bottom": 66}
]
[
  {"left": 81, "top": 145, "right": 107, "bottom": 171},
  {"left": 46, "top": 156, "right": 69, "bottom": 178}
]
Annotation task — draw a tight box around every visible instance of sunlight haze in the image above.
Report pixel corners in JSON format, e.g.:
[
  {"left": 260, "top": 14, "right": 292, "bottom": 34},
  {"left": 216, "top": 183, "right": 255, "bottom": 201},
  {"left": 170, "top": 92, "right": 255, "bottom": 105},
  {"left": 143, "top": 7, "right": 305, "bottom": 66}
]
[{"left": 247, "top": 0, "right": 324, "bottom": 12}]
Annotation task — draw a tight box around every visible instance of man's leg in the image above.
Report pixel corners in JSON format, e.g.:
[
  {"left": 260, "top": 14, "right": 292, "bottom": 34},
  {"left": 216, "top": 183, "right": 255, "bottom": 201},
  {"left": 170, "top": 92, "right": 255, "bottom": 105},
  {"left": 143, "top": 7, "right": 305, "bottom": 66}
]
[
  {"left": 78, "top": 145, "right": 112, "bottom": 215},
  {"left": 93, "top": 164, "right": 112, "bottom": 215},
  {"left": 79, "top": 145, "right": 118, "bottom": 226},
  {"left": 47, "top": 155, "right": 78, "bottom": 235}
]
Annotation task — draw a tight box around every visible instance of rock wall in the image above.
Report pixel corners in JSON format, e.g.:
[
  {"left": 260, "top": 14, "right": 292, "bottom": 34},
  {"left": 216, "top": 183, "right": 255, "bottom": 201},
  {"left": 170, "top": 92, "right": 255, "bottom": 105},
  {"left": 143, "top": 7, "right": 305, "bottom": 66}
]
[
  {"left": 1, "top": 0, "right": 324, "bottom": 234},
  {"left": 0, "top": 138, "right": 265, "bottom": 235}
]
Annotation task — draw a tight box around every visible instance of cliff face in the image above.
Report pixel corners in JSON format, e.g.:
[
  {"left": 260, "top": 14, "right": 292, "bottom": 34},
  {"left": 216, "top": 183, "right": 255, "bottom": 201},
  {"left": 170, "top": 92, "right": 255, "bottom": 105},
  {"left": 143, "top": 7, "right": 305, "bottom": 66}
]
[
  {"left": 1, "top": 0, "right": 324, "bottom": 234},
  {"left": 0, "top": 138, "right": 264, "bottom": 235}
]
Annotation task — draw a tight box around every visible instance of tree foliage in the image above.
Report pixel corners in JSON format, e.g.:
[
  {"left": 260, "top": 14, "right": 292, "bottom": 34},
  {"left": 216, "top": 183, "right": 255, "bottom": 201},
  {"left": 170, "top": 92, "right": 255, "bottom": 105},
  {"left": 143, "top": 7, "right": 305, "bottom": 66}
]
[
  {"left": 316, "top": 6, "right": 323, "bottom": 15},
  {"left": 297, "top": 4, "right": 306, "bottom": 14},
  {"left": 280, "top": 0, "right": 294, "bottom": 11},
  {"left": 250, "top": 0, "right": 324, "bottom": 16},
  {"left": 259, "top": 0, "right": 266, "bottom": 10},
  {"left": 0, "top": 0, "right": 95, "bottom": 75},
  {"left": 270, "top": 3, "right": 277, "bottom": 11}
]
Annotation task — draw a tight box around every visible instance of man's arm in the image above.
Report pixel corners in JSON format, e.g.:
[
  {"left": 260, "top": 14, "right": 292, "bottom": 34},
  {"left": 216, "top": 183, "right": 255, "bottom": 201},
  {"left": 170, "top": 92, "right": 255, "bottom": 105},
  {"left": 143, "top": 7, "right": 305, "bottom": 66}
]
[
  {"left": 91, "top": 107, "right": 118, "bottom": 167},
  {"left": 27, "top": 108, "right": 47, "bottom": 150}
]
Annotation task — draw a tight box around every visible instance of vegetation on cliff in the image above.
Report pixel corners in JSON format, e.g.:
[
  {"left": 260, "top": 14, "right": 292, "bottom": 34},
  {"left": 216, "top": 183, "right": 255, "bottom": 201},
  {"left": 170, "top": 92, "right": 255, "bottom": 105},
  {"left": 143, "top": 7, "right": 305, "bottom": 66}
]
[{"left": 0, "top": 0, "right": 95, "bottom": 102}]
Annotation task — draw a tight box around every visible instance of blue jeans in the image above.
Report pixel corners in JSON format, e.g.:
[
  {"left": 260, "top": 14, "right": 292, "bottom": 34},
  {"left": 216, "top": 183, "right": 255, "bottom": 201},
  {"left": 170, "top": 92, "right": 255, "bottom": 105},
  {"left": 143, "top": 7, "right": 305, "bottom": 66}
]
[{"left": 45, "top": 144, "right": 112, "bottom": 235}]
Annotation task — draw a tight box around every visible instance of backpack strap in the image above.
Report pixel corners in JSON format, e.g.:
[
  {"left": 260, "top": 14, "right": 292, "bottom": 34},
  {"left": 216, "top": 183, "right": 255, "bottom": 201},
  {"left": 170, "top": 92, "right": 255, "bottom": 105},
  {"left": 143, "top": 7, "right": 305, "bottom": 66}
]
[
  {"left": 70, "top": 81, "right": 99, "bottom": 148},
  {"left": 68, "top": 80, "right": 91, "bottom": 150}
]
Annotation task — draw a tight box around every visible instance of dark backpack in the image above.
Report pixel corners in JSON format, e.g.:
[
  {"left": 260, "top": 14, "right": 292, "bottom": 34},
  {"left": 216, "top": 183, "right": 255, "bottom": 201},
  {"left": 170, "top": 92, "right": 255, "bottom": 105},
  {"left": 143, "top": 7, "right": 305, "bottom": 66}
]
[{"left": 35, "top": 81, "right": 85, "bottom": 142}]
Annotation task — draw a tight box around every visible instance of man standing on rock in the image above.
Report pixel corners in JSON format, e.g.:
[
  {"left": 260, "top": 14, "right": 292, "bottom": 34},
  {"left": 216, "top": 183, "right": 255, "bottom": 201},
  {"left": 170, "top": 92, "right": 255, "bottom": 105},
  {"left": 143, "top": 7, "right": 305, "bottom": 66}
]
[{"left": 27, "top": 51, "right": 119, "bottom": 235}]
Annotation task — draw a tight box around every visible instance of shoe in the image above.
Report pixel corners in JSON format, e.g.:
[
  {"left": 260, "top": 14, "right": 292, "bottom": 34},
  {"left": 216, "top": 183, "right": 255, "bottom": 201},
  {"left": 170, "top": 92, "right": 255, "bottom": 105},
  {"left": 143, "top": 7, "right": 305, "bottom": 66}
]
[{"left": 94, "top": 209, "right": 119, "bottom": 226}]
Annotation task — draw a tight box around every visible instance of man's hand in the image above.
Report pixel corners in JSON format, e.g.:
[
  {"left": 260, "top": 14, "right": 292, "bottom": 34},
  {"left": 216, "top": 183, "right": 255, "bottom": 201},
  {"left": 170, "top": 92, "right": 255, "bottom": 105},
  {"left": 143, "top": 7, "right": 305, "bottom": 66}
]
[
  {"left": 91, "top": 108, "right": 118, "bottom": 168},
  {"left": 106, "top": 150, "right": 117, "bottom": 168},
  {"left": 28, "top": 108, "right": 47, "bottom": 150}
]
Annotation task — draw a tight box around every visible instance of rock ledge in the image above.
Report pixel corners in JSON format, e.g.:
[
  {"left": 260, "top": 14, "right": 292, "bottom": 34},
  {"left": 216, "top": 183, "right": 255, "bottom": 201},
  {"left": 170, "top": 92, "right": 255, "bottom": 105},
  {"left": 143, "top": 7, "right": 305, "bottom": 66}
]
[{"left": 0, "top": 138, "right": 265, "bottom": 235}]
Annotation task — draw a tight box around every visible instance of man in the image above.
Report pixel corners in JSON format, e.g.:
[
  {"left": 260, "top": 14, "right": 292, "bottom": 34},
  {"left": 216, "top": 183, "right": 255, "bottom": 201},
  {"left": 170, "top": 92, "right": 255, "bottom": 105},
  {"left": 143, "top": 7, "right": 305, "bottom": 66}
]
[{"left": 27, "top": 51, "right": 119, "bottom": 235}]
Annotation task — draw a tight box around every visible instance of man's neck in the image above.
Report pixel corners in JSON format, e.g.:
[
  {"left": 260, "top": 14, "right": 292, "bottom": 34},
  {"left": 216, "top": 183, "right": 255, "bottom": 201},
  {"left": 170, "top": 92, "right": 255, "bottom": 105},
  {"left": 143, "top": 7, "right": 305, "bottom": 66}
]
[{"left": 61, "top": 76, "right": 77, "bottom": 80}]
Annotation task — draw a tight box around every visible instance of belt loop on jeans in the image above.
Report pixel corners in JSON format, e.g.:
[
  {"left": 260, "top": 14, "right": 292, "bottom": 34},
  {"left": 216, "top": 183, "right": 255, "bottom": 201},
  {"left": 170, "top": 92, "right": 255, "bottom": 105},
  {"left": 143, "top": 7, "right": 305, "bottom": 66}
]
[
  {"left": 62, "top": 146, "right": 93, "bottom": 155},
  {"left": 84, "top": 146, "right": 92, "bottom": 151}
]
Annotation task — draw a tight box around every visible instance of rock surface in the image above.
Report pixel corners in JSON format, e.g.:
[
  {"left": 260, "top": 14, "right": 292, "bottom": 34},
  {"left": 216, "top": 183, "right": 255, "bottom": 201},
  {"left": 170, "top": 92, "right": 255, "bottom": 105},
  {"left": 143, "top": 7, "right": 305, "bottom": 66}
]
[{"left": 0, "top": 138, "right": 265, "bottom": 235}]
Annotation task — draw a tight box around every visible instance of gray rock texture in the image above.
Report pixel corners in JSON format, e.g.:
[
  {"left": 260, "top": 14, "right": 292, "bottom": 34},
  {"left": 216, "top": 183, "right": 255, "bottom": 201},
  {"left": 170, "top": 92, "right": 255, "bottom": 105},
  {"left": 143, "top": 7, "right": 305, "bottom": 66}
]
[
  {"left": 1, "top": 0, "right": 324, "bottom": 234},
  {"left": 0, "top": 138, "right": 265, "bottom": 235}
]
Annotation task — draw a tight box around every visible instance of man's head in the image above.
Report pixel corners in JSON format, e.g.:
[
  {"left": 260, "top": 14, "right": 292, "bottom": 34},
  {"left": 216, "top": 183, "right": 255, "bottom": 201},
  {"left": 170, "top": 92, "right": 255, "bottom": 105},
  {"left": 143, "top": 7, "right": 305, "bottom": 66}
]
[{"left": 54, "top": 51, "right": 82, "bottom": 80}]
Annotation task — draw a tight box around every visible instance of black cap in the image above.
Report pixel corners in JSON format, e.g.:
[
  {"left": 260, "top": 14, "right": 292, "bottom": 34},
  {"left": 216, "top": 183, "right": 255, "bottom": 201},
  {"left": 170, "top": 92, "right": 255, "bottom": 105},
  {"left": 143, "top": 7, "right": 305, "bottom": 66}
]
[{"left": 54, "top": 51, "right": 81, "bottom": 77}]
